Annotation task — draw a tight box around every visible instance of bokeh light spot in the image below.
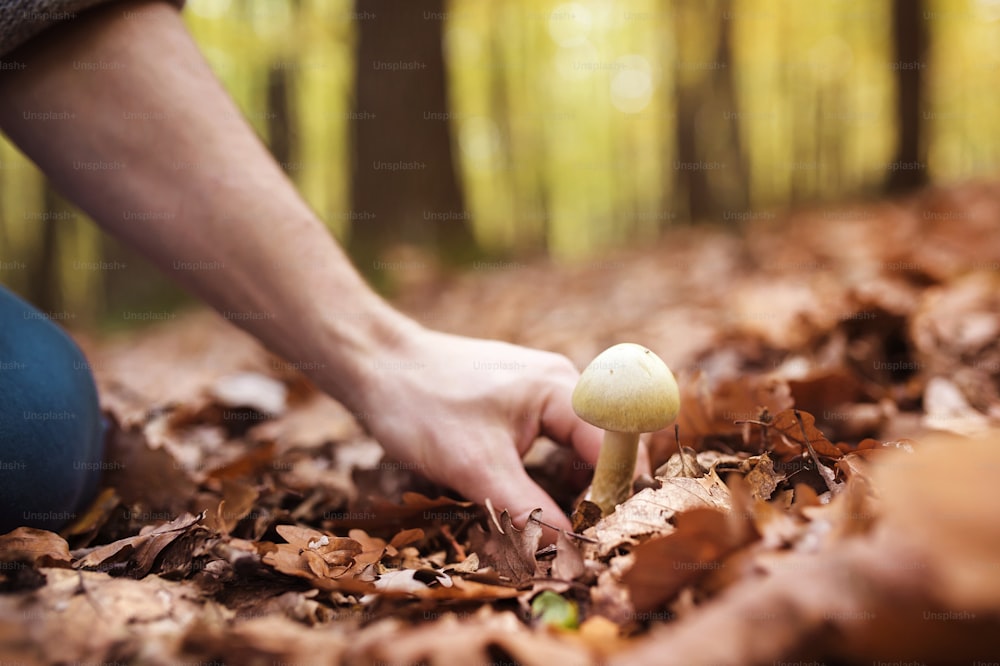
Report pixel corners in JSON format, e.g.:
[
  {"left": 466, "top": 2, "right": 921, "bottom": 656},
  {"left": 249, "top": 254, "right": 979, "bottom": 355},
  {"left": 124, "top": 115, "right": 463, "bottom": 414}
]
[
  {"left": 549, "top": 3, "right": 593, "bottom": 47},
  {"left": 610, "top": 55, "right": 654, "bottom": 113}
]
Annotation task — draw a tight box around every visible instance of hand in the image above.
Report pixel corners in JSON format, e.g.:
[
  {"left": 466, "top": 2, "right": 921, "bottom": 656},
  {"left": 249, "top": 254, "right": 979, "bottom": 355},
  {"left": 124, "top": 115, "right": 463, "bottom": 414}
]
[{"left": 348, "top": 327, "right": 605, "bottom": 538}]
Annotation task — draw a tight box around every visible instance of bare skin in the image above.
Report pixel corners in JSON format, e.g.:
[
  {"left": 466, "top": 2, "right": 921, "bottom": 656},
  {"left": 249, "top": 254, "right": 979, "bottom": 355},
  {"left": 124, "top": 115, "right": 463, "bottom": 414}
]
[{"left": 0, "top": 0, "right": 605, "bottom": 536}]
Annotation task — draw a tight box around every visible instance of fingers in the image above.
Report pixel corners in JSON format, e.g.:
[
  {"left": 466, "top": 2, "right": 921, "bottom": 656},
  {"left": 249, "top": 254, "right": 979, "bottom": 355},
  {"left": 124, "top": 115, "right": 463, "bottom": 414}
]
[
  {"left": 450, "top": 452, "right": 572, "bottom": 545},
  {"left": 488, "top": 467, "right": 572, "bottom": 545},
  {"left": 538, "top": 373, "right": 603, "bottom": 466}
]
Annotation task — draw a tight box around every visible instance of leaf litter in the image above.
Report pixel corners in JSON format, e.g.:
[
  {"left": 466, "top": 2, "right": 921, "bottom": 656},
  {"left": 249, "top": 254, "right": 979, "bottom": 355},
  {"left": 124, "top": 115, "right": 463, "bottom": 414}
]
[{"left": 4, "top": 182, "right": 1000, "bottom": 664}]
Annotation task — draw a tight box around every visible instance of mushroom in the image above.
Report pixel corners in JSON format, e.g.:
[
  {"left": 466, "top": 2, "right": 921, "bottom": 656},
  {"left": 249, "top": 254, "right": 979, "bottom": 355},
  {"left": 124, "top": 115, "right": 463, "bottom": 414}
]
[{"left": 571, "top": 343, "right": 680, "bottom": 515}]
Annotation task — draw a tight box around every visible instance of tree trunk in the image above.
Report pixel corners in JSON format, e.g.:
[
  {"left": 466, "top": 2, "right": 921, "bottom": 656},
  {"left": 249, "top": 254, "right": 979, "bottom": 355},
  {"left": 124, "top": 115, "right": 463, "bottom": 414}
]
[
  {"left": 886, "top": 0, "right": 928, "bottom": 193},
  {"left": 29, "top": 185, "right": 62, "bottom": 313},
  {"left": 348, "top": 0, "right": 477, "bottom": 281},
  {"left": 671, "top": 0, "right": 749, "bottom": 224},
  {"left": 267, "top": 59, "right": 295, "bottom": 172}
]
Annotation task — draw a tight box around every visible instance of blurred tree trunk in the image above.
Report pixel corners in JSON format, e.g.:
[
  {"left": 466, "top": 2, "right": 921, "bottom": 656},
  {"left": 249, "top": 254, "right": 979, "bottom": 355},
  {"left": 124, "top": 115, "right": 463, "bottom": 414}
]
[
  {"left": 348, "top": 0, "right": 477, "bottom": 279},
  {"left": 29, "top": 185, "right": 62, "bottom": 312},
  {"left": 671, "top": 0, "right": 749, "bottom": 224},
  {"left": 713, "top": 4, "right": 749, "bottom": 214},
  {"left": 267, "top": 60, "right": 295, "bottom": 171},
  {"left": 886, "top": 0, "right": 928, "bottom": 193}
]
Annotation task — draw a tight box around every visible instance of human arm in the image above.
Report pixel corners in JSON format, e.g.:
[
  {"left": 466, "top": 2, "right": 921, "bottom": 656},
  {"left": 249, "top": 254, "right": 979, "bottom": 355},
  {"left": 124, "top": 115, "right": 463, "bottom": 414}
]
[{"left": 0, "top": 0, "right": 604, "bottom": 534}]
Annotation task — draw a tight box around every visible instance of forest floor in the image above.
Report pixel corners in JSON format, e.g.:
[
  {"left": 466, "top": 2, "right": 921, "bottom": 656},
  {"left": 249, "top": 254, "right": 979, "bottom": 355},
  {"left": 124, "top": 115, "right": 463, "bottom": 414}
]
[{"left": 3, "top": 182, "right": 1000, "bottom": 665}]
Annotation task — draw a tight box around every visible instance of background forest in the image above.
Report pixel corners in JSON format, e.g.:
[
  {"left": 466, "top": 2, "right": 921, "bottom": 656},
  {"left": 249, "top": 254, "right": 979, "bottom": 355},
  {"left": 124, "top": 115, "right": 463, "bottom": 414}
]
[{"left": 1, "top": 0, "right": 999, "bottom": 323}]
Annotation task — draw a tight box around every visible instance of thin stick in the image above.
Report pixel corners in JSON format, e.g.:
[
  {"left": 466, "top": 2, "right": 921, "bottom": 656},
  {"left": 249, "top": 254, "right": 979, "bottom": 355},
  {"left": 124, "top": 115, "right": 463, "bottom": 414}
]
[
  {"left": 794, "top": 409, "right": 838, "bottom": 494},
  {"left": 529, "top": 515, "right": 598, "bottom": 544}
]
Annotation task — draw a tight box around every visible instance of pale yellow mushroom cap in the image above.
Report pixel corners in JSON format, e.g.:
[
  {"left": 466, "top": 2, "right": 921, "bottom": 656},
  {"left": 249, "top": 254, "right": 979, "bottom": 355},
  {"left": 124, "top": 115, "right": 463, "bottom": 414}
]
[{"left": 571, "top": 343, "right": 680, "bottom": 433}]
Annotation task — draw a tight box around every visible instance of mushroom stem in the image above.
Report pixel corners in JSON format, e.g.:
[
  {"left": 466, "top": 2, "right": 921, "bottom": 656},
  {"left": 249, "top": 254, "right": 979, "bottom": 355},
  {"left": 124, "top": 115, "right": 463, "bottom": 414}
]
[{"left": 589, "top": 430, "right": 639, "bottom": 515}]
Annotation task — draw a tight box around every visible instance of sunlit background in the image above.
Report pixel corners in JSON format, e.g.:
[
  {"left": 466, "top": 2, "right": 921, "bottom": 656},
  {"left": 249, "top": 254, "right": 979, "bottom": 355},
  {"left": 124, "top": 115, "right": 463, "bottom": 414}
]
[{"left": 1, "top": 0, "right": 999, "bottom": 325}]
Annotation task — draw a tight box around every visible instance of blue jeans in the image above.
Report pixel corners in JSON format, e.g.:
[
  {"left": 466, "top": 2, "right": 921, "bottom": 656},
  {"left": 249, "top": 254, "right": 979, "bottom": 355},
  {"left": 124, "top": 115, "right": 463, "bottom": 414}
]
[{"left": 0, "top": 286, "right": 104, "bottom": 533}]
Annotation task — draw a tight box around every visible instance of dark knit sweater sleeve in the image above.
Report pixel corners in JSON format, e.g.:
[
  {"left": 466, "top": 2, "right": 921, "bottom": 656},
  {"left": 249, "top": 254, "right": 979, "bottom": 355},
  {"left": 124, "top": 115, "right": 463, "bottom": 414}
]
[{"left": 1, "top": 0, "right": 185, "bottom": 58}]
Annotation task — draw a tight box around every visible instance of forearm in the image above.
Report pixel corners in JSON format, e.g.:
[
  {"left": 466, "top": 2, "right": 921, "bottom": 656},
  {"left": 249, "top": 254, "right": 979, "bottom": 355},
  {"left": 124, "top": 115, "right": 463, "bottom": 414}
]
[{"left": 0, "top": 0, "right": 415, "bottom": 408}]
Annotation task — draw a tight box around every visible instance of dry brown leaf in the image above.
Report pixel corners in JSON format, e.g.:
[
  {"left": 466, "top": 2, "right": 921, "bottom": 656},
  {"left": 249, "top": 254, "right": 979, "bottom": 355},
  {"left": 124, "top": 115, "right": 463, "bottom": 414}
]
[
  {"left": 101, "top": 425, "right": 199, "bottom": 517},
  {"left": 0, "top": 528, "right": 72, "bottom": 568},
  {"left": 911, "top": 271, "right": 1000, "bottom": 377},
  {"left": 345, "top": 528, "right": 387, "bottom": 577},
  {"left": 61, "top": 487, "right": 121, "bottom": 544},
  {"left": 621, "top": 507, "right": 754, "bottom": 613},
  {"left": 259, "top": 543, "right": 311, "bottom": 578},
  {"left": 786, "top": 368, "right": 872, "bottom": 419},
  {"left": 654, "top": 447, "right": 708, "bottom": 479},
  {"left": 0, "top": 568, "right": 230, "bottom": 664},
  {"left": 388, "top": 527, "right": 425, "bottom": 550},
  {"left": 467, "top": 502, "right": 543, "bottom": 587},
  {"left": 379, "top": 575, "right": 522, "bottom": 601},
  {"left": 552, "top": 530, "right": 586, "bottom": 581},
  {"left": 724, "top": 277, "right": 845, "bottom": 350},
  {"left": 665, "top": 372, "right": 794, "bottom": 455},
  {"left": 589, "top": 553, "right": 636, "bottom": 624},
  {"left": 589, "top": 469, "right": 731, "bottom": 556},
  {"left": 248, "top": 393, "right": 362, "bottom": 453},
  {"left": 922, "top": 375, "right": 992, "bottom": 435},
  {"left": 198, "top": 479, "right": 259, "bottom": 534},
  {"left": 874, "top": 430, "right": 1000, "bottom": 609},
  {"left": 205, "top": 441, "right": 277, "bottom": 480},
  {"left": 610, "top": 430, "right": 1000, "bottom": 666},
  {"left": 766, "top": 408, "right": 844, "bottom": 461},
  {"left": 89, "top": 309, "right": 279, "bottom": 428},
  {"left": 265, "top": 525, "right": 363, "bottom": 573},
  {"left": 355, "top": 608, "right": 591, "bottom": 666},
  {"left": 330, "top": 492, "right": 478, "bottom": 531},
  {"left": 742, "top": 452, "right": 783, "bottom": 500},
  {"left": 46, "top": 183, "right": 1000, "bottom": 666},
  {"left": 183, "top": 614, "right": 348, "bottom": 665},
  {"left": 260, "top": 541, "right": 373, "bottom": 595},
  {"left": 74, "top": 512, "right": 203, "bottom": 577}
]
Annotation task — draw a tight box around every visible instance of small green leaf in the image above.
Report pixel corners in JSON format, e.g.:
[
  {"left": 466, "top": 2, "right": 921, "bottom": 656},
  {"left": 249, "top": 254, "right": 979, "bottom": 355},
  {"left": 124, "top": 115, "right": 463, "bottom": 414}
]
[{"left": 531, "top": 590, "right": 579, "bottom": 630}]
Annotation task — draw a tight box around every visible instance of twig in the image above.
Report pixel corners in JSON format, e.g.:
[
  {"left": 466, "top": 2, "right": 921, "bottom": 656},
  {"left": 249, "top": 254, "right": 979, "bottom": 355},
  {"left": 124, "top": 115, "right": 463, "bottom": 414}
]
[
  {"left": 440, "top": 524, "right": 467, "bottom": 562},
  {"left": 529, "top": 515, "right": 598, "bottom": 544},
  {"left": 794, "top": 409, "right": 838, "bottom": 494}
]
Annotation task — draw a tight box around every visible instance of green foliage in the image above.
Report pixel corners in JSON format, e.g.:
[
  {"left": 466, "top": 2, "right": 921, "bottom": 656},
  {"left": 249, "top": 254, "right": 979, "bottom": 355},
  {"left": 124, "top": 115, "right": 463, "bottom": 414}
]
[
  {"left": 531, "top": 590, "right": 580, "bottom": 630},
  {"left": 1, "top": 0, "right": 998, "bottom": 322}
]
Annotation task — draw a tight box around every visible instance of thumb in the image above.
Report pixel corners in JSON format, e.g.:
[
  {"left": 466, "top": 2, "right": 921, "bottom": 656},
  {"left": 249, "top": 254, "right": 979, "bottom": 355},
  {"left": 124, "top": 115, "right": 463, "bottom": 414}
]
[{"left": 539, "top": 379, "right": 603, "bottom": 466}]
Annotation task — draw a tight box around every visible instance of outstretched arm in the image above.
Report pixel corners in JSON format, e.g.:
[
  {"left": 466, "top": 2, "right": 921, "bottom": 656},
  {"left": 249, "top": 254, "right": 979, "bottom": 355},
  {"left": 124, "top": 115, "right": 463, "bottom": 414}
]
[{"left": 0, "top": 0, "right": 603, "bottom": 535}]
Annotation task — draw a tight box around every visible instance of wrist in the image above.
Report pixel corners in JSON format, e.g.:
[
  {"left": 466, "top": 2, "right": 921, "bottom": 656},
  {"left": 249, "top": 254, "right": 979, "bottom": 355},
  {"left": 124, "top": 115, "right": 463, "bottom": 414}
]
[{"left": 305, "top": 297, "right": 426, "bottom": 416}]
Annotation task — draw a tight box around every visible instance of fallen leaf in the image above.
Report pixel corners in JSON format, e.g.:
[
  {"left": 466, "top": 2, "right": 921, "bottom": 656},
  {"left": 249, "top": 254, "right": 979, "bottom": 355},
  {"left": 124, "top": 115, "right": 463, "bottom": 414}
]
[
  {"left": 74, "top": 512, "right": 204, "bottom": 577},
  {"left": 742, "top": 453, "right": 783, "bottom": 500},
  {"left": 183, "top": 613, "right": 349, "bottom": 665},
  {"left": 467, "top": 501, "right": 543, "bottom": 587},
  {"left": 355, "top": 608, "right": 590, "bottom": 666},
  {"left": 666, "top": 372, "right": 794, "bottom": 455},
  {"left": 0, "top": 568, "right": 231, "bottom": 664},
  {"left": 922, "top": 376, "right": 991, "bottom": 436},
  {"left": 621, "top": 507, "right": 753, "bottom": 613},
  {"left": 552, "top": 531, "right": 586, "bottom": 581},
  {"left": 205, "top": 441, "right": 277, "bottom": 481},
  {"left": 609, "top": 430, "right": 1000, "bottom": 666},
  {"left": 767, "top": 409, "right": 844, "bottom": 460},
  {"left": 0, "top": 528, "right": 72, "bottom": 568},
  {"left": 329, "top": 492, "right": 478, "bottom": 532},
  {"left": 199, "top": 479, "right": 259, "bottom": 534},
  {"left": 101, "top": 425, "right": 199, "bottom": 517},
  {"left": 589, "top": 469, "right": 732, "bottom": 556}
]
